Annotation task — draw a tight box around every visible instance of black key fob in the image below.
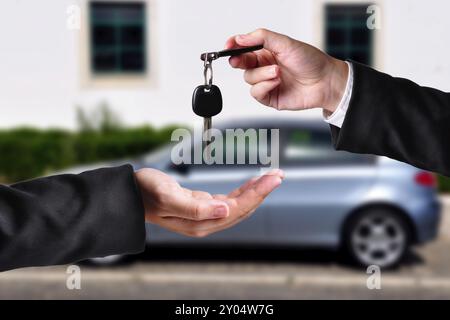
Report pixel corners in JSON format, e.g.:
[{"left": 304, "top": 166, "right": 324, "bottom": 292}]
[{"left": 192, "top": 85, "right": 223, "bottom": 118}]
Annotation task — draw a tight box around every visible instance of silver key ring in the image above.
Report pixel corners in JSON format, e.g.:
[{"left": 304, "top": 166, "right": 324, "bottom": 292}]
[{"left": 203, "top": 60, "right": 213, "bottom": 88}]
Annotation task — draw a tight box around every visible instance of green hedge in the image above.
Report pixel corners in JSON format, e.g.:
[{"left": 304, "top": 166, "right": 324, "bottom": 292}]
[
  {"left": 0, "top": 125, "right": 178, "bottom": 183},
  {"left": 439, "top": 175, "right": 450, "bottom": 193}
]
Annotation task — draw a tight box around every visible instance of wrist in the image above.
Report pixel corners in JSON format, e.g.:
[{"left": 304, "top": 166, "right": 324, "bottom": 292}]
[
  {"left": 134, "top": 170, "right": 151, "bottom": 221},
  {"left": 322, "top": 58, "right": 349, "bottom": 115}
]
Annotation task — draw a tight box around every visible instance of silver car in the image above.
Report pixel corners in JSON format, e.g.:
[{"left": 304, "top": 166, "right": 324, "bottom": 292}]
[{"left": 86, "top": 119, "right": 442, "bottom": 268}]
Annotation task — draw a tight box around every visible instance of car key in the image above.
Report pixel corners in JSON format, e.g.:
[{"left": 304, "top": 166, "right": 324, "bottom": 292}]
[
  {"left": 192, "top": 58, "right": 222, "bottom": 160},
  {"left": 194, "top": 44, "right": 263, "bottom": 135},
  {"left": 193, "top": 44, "right": 263, "bottom": 162}
]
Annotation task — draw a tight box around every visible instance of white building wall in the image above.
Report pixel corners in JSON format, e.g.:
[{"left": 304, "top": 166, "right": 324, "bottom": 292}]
[{"left": 0, "top": 0, "right": 449, "bottom": 129}]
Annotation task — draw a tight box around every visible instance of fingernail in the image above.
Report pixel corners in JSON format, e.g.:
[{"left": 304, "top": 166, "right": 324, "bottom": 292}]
[
  {"left": 267, "top": 168, "right": 281, "bottom": 175},
  {"left": 274, "top": 177, "right": 283, "bottom": 187},
  {"left": 213, "top": 206, "right": 228, "bottom": 218},
  {"left": 236, "top": 34, "right": 248, "bottom": 41},
  {"left": 265, "top": 168, "right": 285, "bottom": 179},
  {"left": 229, "top": 56, "right": 239, "bottom": 66}
]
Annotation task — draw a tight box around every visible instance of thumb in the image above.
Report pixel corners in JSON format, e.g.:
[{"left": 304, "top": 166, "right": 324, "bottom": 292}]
[
  {"left": 173, "top": 197, "right": 230, "bottom": 221},
  {"left": 235, "top": 28, "right": 293, "bottom": 54}
]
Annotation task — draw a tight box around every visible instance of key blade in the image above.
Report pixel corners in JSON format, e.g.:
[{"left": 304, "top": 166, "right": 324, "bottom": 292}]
[
  {"left": 203, "top": 117, "right": 212, "bottom": 163},
  {"left": 203, "top": 117, "right": 212, "bottom": 142}
]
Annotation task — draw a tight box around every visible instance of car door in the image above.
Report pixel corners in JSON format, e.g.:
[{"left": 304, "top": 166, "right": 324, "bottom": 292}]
[{"left": 267, "top": 125, "right": 378, "bottom": 246}]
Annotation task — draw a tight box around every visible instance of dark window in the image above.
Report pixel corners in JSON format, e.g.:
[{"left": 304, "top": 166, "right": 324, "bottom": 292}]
[
  {"left": 90, "top": 2, "right": 146, "bottom": 74},
  {"left": 325, "top": 4, "right": 374, "bottom": 66},
  {"left": 281, "top": 128, "right": 375, "bottom": 166}
]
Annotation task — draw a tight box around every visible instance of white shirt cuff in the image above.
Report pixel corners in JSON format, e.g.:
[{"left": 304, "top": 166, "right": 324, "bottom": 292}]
[{"left": 323, "top": 61, "right": 354, "bottom": 128}]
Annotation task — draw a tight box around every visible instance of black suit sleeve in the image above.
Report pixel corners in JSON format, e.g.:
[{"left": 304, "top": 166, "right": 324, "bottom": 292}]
[
  {"left": 331, "top": 61, "right": 450, "bottom": 177},
  {"left": 0, "top": 164, "right": 146, "bottom": 271}
]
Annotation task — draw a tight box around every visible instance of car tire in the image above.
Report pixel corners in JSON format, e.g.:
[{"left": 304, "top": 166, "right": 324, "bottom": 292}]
[{"left": 343, "top": 207, "right": 411, "bottom": 269}]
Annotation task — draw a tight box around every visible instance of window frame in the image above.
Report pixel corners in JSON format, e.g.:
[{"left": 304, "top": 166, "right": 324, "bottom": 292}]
[
  {"left": 79, "top": 0, "right": 157, "bottom": 89},
  {"left": 89, "top": 1, "right": 147, "bottom": 74},
  {"left": 314, "top": 0, "right": 383, "bottom": 70},
  {"left": 325, "top": 3, "right": 374, "bottom": 66}
]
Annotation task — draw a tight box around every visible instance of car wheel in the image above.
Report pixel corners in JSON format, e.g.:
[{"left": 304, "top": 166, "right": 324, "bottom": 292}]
[
  {"left": 344, "top": 208, "right": 411, "bottom": 268},
  {"left": 87, "top": 255, "right": 125, "bottom": 266}
]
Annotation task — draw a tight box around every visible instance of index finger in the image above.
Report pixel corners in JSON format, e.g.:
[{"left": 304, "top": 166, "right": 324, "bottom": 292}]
[
  {"left": 232, "top": 173, "right": 283, "bottom": 215},
  {"left": 229, "top": 53, "right": 259, "bottom": 69},
  {"left": 224, "top": 35, "right": 259, "bottom": 69},
  {"left": 163, "top": 193, "right": 230, "bottom": 221}
]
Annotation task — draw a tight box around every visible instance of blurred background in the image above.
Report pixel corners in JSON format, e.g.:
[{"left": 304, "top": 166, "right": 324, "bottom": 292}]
[{"left": 1, "top": 0, "right": 450, "bottom": 299}]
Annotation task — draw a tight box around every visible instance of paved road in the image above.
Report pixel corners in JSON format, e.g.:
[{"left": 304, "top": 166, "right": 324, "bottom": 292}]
[{"left": 1, "top": 197, "right": 450, "bottom": 300}]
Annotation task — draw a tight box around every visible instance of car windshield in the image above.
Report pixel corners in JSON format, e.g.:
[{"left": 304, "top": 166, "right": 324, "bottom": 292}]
[{"left": 282, "top": 127, "right": 375, "bottom": 166}]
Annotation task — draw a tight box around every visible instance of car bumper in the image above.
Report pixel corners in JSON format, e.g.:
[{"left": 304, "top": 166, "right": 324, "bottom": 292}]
[{"left": 410, "top": 198, "right": 441, "bottom": 244}]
